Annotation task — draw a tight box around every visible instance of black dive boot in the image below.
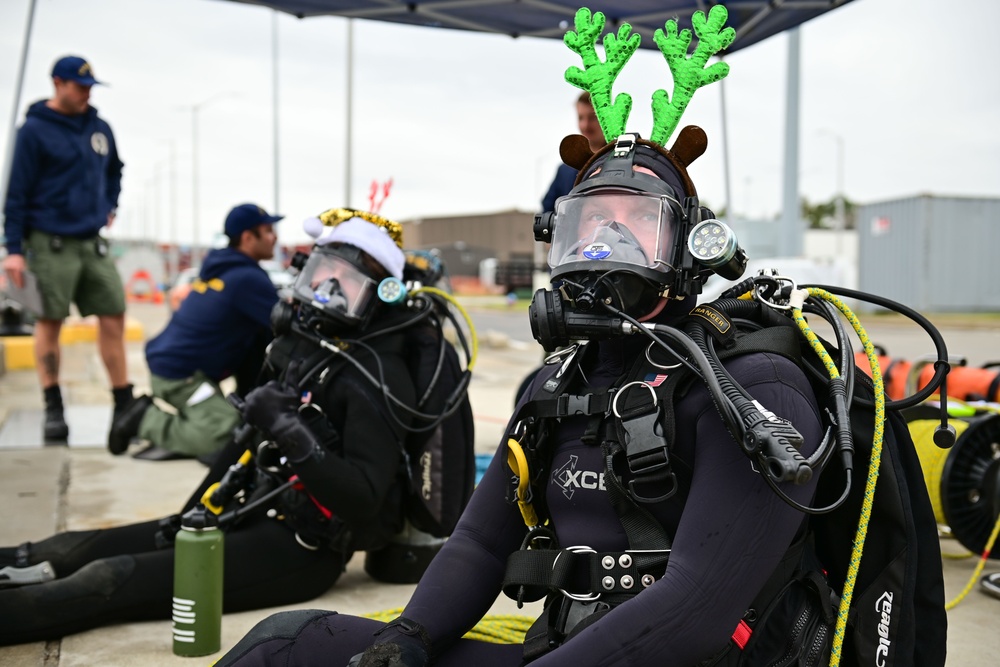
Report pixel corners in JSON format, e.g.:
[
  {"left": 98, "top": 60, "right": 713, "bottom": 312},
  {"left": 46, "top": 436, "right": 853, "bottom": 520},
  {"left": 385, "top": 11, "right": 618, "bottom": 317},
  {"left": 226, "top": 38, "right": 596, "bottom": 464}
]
[
  {"left": 108, "top": 393, "right": 152, "bottom": 455},
  {"left": 42, "top": 385, "right": 69, "bottom": 443},
  {"left": 0, "top": 555, "right": 158, "bottom": 646},
  {"left": 0, "top": 530, "right": 105, "bottom": 569}
]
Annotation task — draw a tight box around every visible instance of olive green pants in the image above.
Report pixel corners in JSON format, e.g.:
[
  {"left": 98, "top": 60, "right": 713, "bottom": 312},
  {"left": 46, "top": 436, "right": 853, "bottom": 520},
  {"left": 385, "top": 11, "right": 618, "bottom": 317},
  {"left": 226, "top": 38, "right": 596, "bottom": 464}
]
[
  {"left": 138, "top": 371, "right": 240, "bottom": 456},
  {"left": 25, "top": 231, "right": 125, "bottom": 320}
]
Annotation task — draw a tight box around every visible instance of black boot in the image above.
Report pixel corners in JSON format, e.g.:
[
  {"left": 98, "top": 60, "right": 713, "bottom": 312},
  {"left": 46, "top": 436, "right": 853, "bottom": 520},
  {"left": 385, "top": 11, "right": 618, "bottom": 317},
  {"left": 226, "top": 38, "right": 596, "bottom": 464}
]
[
  {"left": 107, "top": 395, "right": 152, "bottom": 455},
  {"left": 42, "top": 385, "right": 69, "bottom": 443},
  {"left": 111, "top": 384, "right": 135, "bottom": 423}
]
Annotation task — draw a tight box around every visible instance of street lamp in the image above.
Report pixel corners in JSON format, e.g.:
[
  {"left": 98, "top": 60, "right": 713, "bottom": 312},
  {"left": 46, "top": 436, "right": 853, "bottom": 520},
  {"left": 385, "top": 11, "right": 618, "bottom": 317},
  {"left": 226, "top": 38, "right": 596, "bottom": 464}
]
[{"left": 188, "top": 93, "right": 238, "bottom": 266}]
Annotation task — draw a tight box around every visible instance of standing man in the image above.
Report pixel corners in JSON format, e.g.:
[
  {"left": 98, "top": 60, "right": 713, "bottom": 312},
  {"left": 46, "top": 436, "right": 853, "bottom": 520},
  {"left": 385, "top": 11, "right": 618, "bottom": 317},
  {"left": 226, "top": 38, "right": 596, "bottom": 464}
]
[
  {"left": 540, "top": 91, "right": 606, "bottom": 212},
  {"left": 2, "top": 55, "right": 131, "bottom": 443},
  {"left": 108, "top": 203, "right": 283, "bottom": 460}
]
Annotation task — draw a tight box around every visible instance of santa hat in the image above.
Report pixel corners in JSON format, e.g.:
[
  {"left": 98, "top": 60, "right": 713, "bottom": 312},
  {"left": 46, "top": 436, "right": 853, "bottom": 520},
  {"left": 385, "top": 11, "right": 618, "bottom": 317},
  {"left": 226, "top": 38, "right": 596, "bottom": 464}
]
[{"left": 303, "top": 216, "right": 405, "bottom": 279}]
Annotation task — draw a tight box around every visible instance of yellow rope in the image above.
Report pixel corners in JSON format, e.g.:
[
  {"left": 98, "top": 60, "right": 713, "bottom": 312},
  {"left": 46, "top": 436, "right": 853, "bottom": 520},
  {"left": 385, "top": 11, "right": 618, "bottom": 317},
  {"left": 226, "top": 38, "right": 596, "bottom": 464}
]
[
  {"left": 798, "top": 288, "right": 886, "bottom": 667},
  {"left": 361, "top": 608, "right": 535, "bottom": 644},
  {"left": 790, "top": 305, "right": 839, "bottom": 381},
  {"left": 945, "top": 514, "right": 1000, "bottom": 610}
]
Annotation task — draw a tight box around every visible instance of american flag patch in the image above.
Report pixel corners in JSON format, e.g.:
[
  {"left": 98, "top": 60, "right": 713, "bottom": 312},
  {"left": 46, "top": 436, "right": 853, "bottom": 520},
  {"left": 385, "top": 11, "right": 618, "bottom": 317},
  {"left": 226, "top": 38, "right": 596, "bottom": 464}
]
[{"left": 644, "top": 373, "right": 668, "bottom": 387}]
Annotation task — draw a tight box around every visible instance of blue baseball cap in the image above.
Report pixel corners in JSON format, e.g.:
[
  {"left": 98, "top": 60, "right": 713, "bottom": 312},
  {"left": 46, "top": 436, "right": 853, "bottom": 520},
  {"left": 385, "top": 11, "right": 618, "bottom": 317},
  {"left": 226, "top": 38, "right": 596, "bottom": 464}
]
[
  {"left": 51, "top": 56, "right": 103, "bottom": 86},
  {"left": 224, "top": 203, "right": 284, "bottom": 240}
]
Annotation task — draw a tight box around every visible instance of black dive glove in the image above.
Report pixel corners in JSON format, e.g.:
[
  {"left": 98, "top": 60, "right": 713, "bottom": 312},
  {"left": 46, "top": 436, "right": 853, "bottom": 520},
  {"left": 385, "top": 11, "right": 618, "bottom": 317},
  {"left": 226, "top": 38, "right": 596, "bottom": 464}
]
[
  {"left": 347, "top": 617, "right": 431, "bottom": 667},
  {"left": 241, "top": 362, "right": 324, "bottom": 463}
]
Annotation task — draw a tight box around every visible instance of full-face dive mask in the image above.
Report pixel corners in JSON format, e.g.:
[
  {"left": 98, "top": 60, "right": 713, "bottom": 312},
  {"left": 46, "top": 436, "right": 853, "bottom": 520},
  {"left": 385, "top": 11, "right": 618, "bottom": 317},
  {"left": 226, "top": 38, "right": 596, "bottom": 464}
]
[
  {"left": 529, "top": 134, "right": 747, "bottom": 351},
  {"left": 288, "top": 243, "right": 396, "bottom": 334}
]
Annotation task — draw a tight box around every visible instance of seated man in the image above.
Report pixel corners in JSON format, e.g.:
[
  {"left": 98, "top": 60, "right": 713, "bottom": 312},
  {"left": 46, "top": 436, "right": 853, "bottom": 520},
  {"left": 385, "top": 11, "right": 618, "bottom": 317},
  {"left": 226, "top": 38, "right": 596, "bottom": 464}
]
[
  {"left": 0, "top": 214, "right": 432, "bottom": 645},
  {"left": 108, "top": 203, "right": 283, "bottom": 460}
]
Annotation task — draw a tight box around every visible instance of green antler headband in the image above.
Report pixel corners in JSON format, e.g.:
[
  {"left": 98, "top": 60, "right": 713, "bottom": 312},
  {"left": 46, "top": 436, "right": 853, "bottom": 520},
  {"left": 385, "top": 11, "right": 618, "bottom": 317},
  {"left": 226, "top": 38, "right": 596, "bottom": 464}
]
[{"left": 563, "top": 5, "right": 735, "bottom": 147}]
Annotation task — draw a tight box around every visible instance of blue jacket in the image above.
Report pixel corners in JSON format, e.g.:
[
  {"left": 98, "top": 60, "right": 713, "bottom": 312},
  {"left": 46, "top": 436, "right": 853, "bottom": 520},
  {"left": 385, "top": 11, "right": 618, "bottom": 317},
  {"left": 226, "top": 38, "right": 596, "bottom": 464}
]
[
  {"left": 3, "top": 100, "right": 123, "bottom": 255},
  {"left": 145, "top": 248, "right": 278, "bottom": 382},
  {"left": 540, "top": 163, "right": 578, "bottom": 213}
]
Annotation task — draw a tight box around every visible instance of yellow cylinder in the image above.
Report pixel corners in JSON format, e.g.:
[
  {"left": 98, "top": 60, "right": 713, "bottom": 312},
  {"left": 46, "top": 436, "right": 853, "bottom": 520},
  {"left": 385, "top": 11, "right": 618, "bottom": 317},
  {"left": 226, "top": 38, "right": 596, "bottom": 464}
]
[{"left": 908, "top": 418, "right": 972, "bottom": 528}]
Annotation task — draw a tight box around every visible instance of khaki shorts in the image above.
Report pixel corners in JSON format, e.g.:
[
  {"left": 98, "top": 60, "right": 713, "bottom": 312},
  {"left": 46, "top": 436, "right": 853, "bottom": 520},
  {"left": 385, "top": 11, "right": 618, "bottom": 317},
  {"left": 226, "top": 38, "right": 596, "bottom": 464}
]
[{"left": 25, "top": 231, "right": 126, "bottom": 320}]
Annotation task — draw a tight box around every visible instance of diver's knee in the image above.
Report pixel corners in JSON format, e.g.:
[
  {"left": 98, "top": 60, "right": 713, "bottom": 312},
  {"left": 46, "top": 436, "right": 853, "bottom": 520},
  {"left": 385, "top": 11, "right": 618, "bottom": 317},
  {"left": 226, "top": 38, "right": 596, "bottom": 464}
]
[
  {"left": 215, "top": 609, "right": 340, "bottom": 666},
  {"left": 248, "top": 609, "right": 339, "bottom": 640}
]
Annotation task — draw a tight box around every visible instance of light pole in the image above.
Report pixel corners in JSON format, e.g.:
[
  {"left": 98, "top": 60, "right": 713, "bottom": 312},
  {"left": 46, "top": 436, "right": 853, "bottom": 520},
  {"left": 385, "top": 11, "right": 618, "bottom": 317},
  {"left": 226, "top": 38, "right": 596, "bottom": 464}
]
[
  {"left": 818, "top": 129, "right": 846, "bottom": 254},
  {"left": 0, "top": 0, "right": 38, "bottom": 211},
  {"left": 189, "top": 93, "right": 237, "bottom": 266},
  {"left": 168, "top": 141, "right": 179, "bottom": 284}
]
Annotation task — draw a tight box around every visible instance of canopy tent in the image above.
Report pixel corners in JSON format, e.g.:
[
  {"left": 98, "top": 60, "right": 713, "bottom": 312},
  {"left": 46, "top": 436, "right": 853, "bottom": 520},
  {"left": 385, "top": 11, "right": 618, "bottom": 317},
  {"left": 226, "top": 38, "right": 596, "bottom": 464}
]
[{"left": 224, "top": 0, "right": 855, "bottom": 55}]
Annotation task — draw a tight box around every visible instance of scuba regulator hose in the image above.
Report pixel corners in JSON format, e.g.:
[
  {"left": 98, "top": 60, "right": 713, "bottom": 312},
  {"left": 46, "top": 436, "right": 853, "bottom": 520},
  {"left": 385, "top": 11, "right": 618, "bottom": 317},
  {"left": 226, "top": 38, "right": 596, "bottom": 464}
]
[
  {"left": 599, "top": 300, "right": 826, "bottom": 495},
  {"left": 803, "top": 284, "right": 956, "bottom": 447},
  {"left": 176, "top": 288, "right": 479, "bottom": 542},
  {"left": 692, "top": 295, "right": 856, "bottom": 514},
  {"left": 293, "top": 288, "right": 477, "bottom": 436}
]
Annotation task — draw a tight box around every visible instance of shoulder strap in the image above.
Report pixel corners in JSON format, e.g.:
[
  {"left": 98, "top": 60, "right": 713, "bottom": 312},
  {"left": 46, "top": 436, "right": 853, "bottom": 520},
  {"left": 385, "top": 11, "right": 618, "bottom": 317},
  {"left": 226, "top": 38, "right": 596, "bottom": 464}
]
[{"left": 715, "top": 322, "right": 803, "bottom": 365}]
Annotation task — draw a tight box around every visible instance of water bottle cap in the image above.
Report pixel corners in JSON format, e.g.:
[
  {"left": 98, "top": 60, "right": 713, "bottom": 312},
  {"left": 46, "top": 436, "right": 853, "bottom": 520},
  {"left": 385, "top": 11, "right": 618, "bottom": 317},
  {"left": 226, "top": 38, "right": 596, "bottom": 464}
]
[{"left": 180, "top": 503, "right": 221, "bottom": 530}]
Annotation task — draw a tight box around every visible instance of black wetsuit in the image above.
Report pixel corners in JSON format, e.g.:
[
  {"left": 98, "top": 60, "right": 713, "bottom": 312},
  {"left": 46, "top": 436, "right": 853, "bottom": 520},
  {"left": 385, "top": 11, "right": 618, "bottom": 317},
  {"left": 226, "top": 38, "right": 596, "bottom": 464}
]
[
  {"left": 0, "top": 319, "right": 416, "bottom": 646},
  {"left": 219, "top": 307, "right": 824, "bottom": 666}
]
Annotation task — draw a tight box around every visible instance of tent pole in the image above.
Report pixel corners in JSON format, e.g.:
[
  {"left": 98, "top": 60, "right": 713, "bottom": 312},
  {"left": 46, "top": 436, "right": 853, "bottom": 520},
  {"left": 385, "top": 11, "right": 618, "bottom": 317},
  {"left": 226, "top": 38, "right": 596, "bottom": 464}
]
[
  {"left": 271, "top": 9, "right": 284, "bottom": 264},
  {"left": 1, "top": 0, "right": 39, "bottom": 208},
  {"left": 272, "top": 10, "right": 281, "bottom": 215}
]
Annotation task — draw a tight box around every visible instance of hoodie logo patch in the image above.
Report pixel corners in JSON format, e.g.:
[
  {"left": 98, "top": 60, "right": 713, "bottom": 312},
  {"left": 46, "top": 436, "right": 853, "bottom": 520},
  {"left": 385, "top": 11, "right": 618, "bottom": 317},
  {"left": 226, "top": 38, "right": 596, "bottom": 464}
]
[
  {"left": 91, "top": 132, "right": 109, "bottom": 156},
  {"left": 191, "top": 278, "right": 224, "bottom": 294}
]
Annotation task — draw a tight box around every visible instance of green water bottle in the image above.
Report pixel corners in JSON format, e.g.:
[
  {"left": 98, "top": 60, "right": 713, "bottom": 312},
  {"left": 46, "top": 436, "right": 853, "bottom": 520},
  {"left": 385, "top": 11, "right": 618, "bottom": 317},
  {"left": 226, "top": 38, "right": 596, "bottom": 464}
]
[{"left": 172, "top": 504, "right": 224, "bottom": 657}]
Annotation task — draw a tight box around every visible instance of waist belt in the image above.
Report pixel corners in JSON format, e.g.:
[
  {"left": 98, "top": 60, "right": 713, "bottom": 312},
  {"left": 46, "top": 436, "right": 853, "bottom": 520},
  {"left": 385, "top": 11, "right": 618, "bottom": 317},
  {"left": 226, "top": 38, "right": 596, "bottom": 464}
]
[{"left": 502, "top": 543, "right": 671, "bottom": 605}]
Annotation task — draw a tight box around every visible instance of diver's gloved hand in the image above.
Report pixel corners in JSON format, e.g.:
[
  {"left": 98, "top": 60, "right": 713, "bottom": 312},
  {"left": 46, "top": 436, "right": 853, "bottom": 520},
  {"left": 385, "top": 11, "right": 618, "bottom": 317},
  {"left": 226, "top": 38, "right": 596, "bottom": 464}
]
[
  {"left": 241, "top": 362, "right": 323, "bottom": 463},
  {"left": 347, "top": 617, "right": 431, "bottom": 667}
]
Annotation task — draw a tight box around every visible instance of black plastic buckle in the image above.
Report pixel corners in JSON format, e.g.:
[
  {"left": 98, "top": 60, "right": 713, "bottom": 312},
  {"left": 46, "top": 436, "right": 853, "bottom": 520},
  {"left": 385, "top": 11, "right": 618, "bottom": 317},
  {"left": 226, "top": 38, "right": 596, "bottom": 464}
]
[
  {"left": 557, "top": 393, "right": 594, "bottom": 416},
  {"left": 621, "top": 410, "right": 678, "bottom": 503},
  {"left": 613, "top": 134, "right": 637, "bottom": 157}
]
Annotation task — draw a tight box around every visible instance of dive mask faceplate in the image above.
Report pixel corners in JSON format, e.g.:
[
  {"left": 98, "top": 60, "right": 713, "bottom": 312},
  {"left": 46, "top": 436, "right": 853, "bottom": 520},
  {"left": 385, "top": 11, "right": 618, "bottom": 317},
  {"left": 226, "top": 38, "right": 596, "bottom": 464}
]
[
  {"left": 548, "top": 189, "right": 680, "bottom": 276},
  {"left": 291, "top": 246, "right": 379, "bottom": 330}
]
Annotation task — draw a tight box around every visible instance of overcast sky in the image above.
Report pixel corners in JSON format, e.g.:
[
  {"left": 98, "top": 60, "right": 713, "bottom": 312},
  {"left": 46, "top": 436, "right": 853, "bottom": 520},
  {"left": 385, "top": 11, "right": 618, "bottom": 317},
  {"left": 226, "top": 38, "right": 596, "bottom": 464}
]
[{"left": 1, "top": 0, "right": 998, "bottom": 249}]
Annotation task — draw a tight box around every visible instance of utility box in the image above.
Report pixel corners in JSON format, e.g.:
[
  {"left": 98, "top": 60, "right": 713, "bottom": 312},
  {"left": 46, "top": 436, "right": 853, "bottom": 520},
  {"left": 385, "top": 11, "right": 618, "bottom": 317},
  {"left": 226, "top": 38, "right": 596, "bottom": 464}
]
[{"left": 856, "top": 195, "right": 1000, "bottom": 312}]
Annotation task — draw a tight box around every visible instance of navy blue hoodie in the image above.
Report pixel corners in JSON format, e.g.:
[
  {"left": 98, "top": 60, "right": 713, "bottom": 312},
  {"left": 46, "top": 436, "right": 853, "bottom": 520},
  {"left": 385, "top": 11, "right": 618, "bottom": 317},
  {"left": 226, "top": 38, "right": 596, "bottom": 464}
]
[
  {"left": 145, "top": 248, "right": 278, "bottom": 382},
  {"left": 3, "top": 100, "right": 123, "bottom": 255}
]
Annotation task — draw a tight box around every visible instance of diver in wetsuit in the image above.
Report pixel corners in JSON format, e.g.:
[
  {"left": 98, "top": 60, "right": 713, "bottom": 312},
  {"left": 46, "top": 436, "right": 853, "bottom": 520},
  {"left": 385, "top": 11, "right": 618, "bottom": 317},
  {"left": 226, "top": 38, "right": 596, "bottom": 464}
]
[{"left": 0, "top": 217, "right": 420, "bottom": 646}]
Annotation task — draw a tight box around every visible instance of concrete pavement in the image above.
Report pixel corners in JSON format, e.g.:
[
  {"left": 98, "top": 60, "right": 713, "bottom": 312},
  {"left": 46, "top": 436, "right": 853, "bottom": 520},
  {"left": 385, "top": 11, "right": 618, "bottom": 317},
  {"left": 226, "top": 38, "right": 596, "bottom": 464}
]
[{"left": 0, "top": 301, "right": 997, "bottom": 665}]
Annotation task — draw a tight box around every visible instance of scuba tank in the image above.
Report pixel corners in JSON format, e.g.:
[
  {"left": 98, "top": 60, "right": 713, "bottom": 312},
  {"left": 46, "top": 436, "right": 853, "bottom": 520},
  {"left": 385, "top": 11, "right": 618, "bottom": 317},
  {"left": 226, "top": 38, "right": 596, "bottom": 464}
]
[{"left": 172, "top": 504, "right": 224, "bottom": 657}]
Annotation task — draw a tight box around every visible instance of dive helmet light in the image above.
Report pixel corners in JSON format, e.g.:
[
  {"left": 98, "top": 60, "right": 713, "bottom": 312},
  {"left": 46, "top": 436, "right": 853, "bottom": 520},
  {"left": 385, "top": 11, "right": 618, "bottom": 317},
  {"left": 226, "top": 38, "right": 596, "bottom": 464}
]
[{"left": 687, "top": 219, "right": 747, "bottom": 281}]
